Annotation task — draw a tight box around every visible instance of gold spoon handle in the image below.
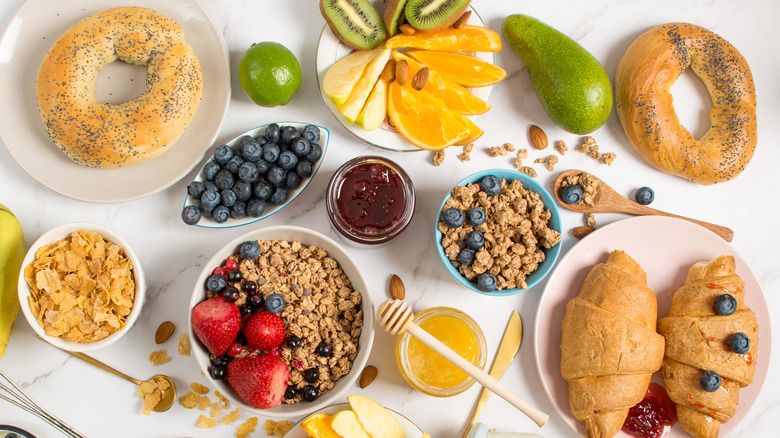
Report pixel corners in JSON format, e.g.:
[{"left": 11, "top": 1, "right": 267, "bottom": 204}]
[{"left": 64, "top": 350, "right": 143, "bottom": 386}]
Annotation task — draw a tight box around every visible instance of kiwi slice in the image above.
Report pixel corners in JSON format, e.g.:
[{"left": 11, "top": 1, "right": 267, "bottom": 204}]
[
  {"left": 383, "top": 0, "right": 409, "bottom": 36},
  {"left": 404, "top": 0, "right": 471, "bottom": 31},
  {"left": 320, "top": 0, "right": 388, "bottom": 50}
]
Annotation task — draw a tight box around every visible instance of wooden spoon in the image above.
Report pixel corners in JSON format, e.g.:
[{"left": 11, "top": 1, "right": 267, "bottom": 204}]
[
  {"left": 553, "top": 170, "right": 733, "bottom": 242},
  {"left": 377, "top": 299, "right": 549, "bottom": 427}
]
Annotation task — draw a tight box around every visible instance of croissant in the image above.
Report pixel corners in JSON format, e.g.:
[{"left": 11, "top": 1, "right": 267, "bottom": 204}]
[
  {"left": 657, "top": 255, "right": 758, "bottom": 438},
  {"left": 561, "top": 250, "right": 665, "bottom": 438}
]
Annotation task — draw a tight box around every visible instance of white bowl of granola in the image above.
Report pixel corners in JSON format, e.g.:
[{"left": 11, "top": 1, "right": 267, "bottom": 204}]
[
  {"left": 18, "top": 222, "right": 146, "bottom": 352},
  {"left": 435, "top": 169, "right": 562, "bottom": 296},
  {"left": 187, "top": 225, "right": 374, "bottom": 418}
]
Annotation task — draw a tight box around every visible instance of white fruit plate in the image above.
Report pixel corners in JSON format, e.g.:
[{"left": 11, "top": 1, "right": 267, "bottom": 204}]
[
  {"left": 283, "top": 403, "right": 425, "bottom": 438},
  {"left": 315, "top": 4, "right": 494, "bottom": 152}
]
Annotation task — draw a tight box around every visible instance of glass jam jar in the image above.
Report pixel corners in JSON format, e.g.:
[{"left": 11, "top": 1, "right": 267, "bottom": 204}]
[
  {"left": 326, "top": 156, "right": 415, "bottom": 246},
  {"left": 395, "top": 306, "right": 487, "bottom": 397}
]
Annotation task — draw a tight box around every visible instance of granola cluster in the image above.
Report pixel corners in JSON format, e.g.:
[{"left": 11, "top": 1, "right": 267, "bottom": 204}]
[{"left": 559, "top": 172, "right": 601, "bottom": 227}]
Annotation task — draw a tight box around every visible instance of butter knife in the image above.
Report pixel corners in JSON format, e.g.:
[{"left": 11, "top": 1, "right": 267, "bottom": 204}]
[{"left": 462, "top": 311, "right": 523, "bottom": 438}]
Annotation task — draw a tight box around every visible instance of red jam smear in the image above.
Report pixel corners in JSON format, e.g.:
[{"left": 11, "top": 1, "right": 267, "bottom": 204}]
[
  {"left": 622, "top": 382, "right": 677, "bottom": 438},
  {"left": 336, "top": 163, "right": 404, "bottom": 232}
]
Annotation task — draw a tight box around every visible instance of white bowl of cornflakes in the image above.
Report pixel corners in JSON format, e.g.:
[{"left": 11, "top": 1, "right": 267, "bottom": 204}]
[{"left": 18, "top": 222, "right": 146, "bottom": 352}]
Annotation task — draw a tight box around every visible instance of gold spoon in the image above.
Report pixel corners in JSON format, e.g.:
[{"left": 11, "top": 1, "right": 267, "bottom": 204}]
[
  {"left": 63, "top": 350, "right": 176, "bottom": 412},
  {"left": 553, "top": 169, "right": 734, "bottom": 241}
]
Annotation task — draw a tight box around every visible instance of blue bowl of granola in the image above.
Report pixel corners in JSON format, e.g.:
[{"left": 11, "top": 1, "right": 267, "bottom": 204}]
[{"left": 434, "top": 169, "right": 562, "bottom": 296}]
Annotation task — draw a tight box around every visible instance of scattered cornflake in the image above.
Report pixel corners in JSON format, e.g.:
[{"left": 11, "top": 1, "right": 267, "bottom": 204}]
[
  {"left": 520, "top": 166, "right": 538, "bottom": 178},
  {"left": 180, "top": 391, "right": 200, "bottom": 409},
  {"left": 457, "top": 144, "right": 473, "bottom": 162},
  {"left": 236, "top": 417, "right": 258, "bottom": 438},
  {"left": 198, "top": 394, "right": 210, "bottom": 411},
  {"left": 196, "top": 415, "right": 218, "bottom": 429},
  {"left": 585, "top": 213, "right": 596, "bottom": 227},
  {"left": 554, "top": 140, "right": 568, "bottom": 155},
  {"left": 602, "top": 152, "right": 617, "bottom": 165},
  {"left": 220, "top": 408, "right": 241, "bottom": 425},
  {"left": 190, "top": 382, "right": 210, "bottom": 395},
  {"left": 545, "top": 155, "right": 559, "bottom": 171},
  {"left": 149, "top": 349, "right": 170, "bottom": 366},
  {"left": 178, "top": 333, "right": 191, "bottom": 356},
  {"left": 265, "top": 419, "right": 295, "bottom": 437},
  {"left": 209, "top": 405, "right": 221, "bottom": 419},
  {"left": 214, "top": 390, "right": 230, "bottom": 409}
]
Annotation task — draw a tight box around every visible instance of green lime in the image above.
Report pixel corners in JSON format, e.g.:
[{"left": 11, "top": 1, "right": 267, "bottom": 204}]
[{"left": 238, "top": 42, "right": 302, "bottom": 107}]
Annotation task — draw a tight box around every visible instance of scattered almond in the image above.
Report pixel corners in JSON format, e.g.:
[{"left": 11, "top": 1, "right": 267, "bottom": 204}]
[
  {"left": 155, "top": 321, "right": 175, "bottom": 344},
  {"left": 399, "top": 23, "right": 416, "bottom": 35},
  {"left": 572, "top": 226, "right": 595, "bottom": 239},
  {"left": 359, "top": 365, "right": 378, "bottom": 389},
  {"left": 380, "top": 59, "right": 396, "bottom": 84},
  {"left": 453, "top": 10, "right": 471, "bottom": 29},
  {"left": 389, "top": 274, "right": 406, "bottom": 300},
  {"left": 411, "top": 67, "right": 429, "bottom": 90},
  {"left": 529, "top": 125, "right": 548, "bottom": 150},
  {"left": 396, "top": 60, "right": 409, "bottom": 86}
]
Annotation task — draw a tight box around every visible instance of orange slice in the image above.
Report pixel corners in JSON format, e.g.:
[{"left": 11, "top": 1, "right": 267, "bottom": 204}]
[
  {"left": 392, "top": 51, "right": 490, "bottom": 115},
  {"left": 455, "top": 116, "right": 484, "bottom": 145},
  {"left": 407, "top": 50, "right": 507, "bottom": 88},
  {"left": 387, "top": 81, "right": 470, "bottom": 150},
  {"left": 300, "top": 413, "right": 342, "bottom": 438},
  {"left": 386, "top": 25, "right": 501, "bottom": 52}
]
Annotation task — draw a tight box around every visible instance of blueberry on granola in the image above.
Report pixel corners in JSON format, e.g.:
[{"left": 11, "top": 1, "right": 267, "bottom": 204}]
[
  {"left": 477, "top": 273, "right": 498, "bottom": 292},
  {"left": 265, "top": 293, "right": 285, "bottom": 314},
  {"left": 441, "top": 207, "right": 465, "bottom": 228},
  {"left": 561, "top": 184, "right": 583, "bottom": 204},
  {"left": 467, "top": 207, "right": 486, "bottom": 226},
  {"left": 286, "top": 335, "right": 302, "bottom": 349},
  {"left": 459, "top": 248, "right": 476, "bottom": 266},
  {"left": 240, "top": 241, "right": 262, "bottom": 260},
  {"left": 479, "top": 175, "right": 502, "bottom": 196},
  {"left": 304, "top": 368, "right": 319, "bottom": 383},
  {"left": 206, "top": 274, "right": 227, "bottom": 292},
  {"left": 316, "top": 342, "right": 332, "bottom": 357},
  {"left": 466, "top": 230, "right": 485, "bottom": 250}
]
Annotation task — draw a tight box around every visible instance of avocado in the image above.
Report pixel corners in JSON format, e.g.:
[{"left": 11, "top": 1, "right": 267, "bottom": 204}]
[{"left": 502, "top": 14, "right": 612, "bottom": 134}]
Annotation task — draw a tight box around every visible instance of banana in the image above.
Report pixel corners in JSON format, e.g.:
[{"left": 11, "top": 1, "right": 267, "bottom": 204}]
[{"left": 0, "top": 203, "right": 25, "bottom": 360}]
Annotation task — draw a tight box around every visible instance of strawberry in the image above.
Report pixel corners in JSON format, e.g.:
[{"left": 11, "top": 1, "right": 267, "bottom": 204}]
[
  {"left": 244, "top": 311, "right": 285, "bottom": 351},
  {"left": 227, "top": 355, "right": 290, "bottom": 409},
  {"left": 191, "top": 297, "right": 241, "bottom": 356}
]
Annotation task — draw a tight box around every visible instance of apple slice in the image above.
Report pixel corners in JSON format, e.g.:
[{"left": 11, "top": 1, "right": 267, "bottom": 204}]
[
  {"left": 323, "top": 47, "right": 383, "bottom": 106},
  {"left": 355, "top": 77, "right": 388, "bottom": 131},
  {"left": 330, "top": 409, "right": 371, "bottom": 438},
  {"left": 338, "top": 48, "right": 392, "bottom": 124},
  {"left": 347, "top": 394, "right": 405, "bottom": 438}
]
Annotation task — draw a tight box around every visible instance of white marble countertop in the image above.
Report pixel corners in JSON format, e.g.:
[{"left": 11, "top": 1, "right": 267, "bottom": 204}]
[{"left": 0, "top": 0, "right": 778, "bottom": 437}]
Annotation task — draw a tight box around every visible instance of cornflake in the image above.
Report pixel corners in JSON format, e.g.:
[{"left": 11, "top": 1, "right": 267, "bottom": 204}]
[
  {"left": 178, "top": 333, "right": 191, "bottom": 356},
  {"left": 180, "top": 391, "right": 200, "bottom": 409},
  {"left": 236, "top": 417, "right": 258, "bottom": 438},
  {"left": 149, "top": 349, "right": 170, "bottom": 365},
  {"left": 196, "top": 415, "right": 218, "bottom": 428},
  {"left": 265, "top": 419, "right": 295, "bottom": 437},
  {"left": 220, "top": 408, "right": 241, "bottom": 425},
  {"left": 136, "top": 376, "right": 168, "bottom": 415},
  {"left": 190, "top": 382, "right": 209, "bottom": 395}
]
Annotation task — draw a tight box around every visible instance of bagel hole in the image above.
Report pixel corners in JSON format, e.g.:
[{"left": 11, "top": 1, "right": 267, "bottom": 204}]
[
  {"left": 670, "top": 68, "right": 714, "bottom": 139},
  {"left": 95, "top": 60, "right": 148, "bottom": 104}
]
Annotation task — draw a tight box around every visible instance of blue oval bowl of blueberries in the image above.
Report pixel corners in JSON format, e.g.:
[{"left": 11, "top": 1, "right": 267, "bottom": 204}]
[
  {"left": 182, "top": 122, "right": 329, "bottom": 228},
  {"left": 434, "top": 169, "right": 562, "bottom": 296}
]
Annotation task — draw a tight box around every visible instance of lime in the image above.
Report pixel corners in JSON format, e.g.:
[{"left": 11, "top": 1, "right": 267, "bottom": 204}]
[{"left": 238, "top": 42, "right": 302, "bottom": 107}]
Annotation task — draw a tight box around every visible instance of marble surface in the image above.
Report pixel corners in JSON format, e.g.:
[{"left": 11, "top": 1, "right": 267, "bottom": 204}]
[{"left": 1, "top": 0, "right": 778, "bottom": 437}]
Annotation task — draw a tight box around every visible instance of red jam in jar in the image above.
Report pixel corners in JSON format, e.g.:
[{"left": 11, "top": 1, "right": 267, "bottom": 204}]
[
  {"left": 622, "top": 382, "right": 677, "bottom": 438},
  {"left": 327, "top": 156, "right": 415, "bottom": 246}
]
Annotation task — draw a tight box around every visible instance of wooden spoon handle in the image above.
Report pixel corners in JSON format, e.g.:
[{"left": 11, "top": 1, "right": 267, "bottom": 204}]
[
  {"left": 616, "top": 203, "right": 734, "bottom": 242},
  {"left": 405, "top": 322, "right": 548, "bottom": 427}
]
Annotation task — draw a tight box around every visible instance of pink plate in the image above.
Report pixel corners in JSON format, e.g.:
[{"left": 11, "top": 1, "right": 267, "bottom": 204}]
[{"left": 535, "top": 216, "right": 770, "bottom": 437}]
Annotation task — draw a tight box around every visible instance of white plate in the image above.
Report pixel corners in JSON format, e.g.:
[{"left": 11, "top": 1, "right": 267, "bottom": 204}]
[
  {"left": 0, "top": 0, "right": 230, "bottom": 203},
  {"left": 315, "top": 4, "right": 494, "bottom": 152},
  {"left": 182, "top": 122, "right": 329, "bottom": 228},
  {"left": 535, "top": 216, "right": 771, "bottom": 437},
  {"left": 283, "top": 403, "right": 425, "bottom": 438}
]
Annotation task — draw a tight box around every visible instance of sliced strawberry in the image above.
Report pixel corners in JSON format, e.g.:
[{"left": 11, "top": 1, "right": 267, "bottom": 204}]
[
  {"left": 244, "top": 312, "right": 285, "bottom": 351},
  {"left": 191, "top": 297, "right": 241, "bottom": 356},
  {"left": 227, "top": 355, "right": 290, "bottom": 409}
]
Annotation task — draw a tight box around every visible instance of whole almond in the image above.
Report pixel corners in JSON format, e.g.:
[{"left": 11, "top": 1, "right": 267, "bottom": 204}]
[
  {"left": 389, "top": 274, "right": 405, "bottom": 300},
  {"left": 453, "top": 10, "right": 471, "bottom": 29},
  {"left": 396, "top": 60, "right": 409, "bottom": 86},
  {"left": 359, "top": 365, "right": 378, "bottom": 388},
  {"left": 529, "top": 125, "right": 548, "bottom": 150},
  {"left": 155, "top": 321, "right": 175, "bottom": 344},
  {"left": 411, "top": 67, "right": 429, "bottom": 90},
  {"left": 380, "top": 59, "right": 396, "bottom": 84},
  {"left": 399, "top": 23, "right": 416, "bottom": 35},
  {"left": 572, "top": 226, "right": 596, "bottom": 239}
]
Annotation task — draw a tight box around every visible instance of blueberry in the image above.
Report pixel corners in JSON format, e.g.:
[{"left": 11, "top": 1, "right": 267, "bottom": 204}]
[
  {"left": 295, "top": 160, "right": 313, "bottom": 178},
  {"left": 302, "top": 385, "right": 318, "bottom": 402},
  {"left": 206, "top": 274, "right": 227, "bottom": 292},
  {"left": 219, "top": 189, "right": 236, "bottom": 207},
  {"left": 200, "top": 204, "right": 214, "bottom": 218},
  {"left": 316, "top": 342, "right": 332, "bottom": 357},
  {"left": 729, "top": 332, "right": 750, "bottom": 354},
  {"left": 278, "top": 151, "right": 298, "bottom": 171},
  {"left": 200, "top": 190, "right": 220, "bottom": 210},
  {"left": 477, "top": 273, "right": 498, "bottom": 292},
  {"left": 280, "top": 125, "right": 299, "bottom": 144},
  {"left": 479, "top": 175, "right": 502, "bottom": 196},
  {"left": 210, "top": 365, "right": 227, "bottom": 380},
  {"left": 466, "top": 230, "right": 485, "bottom": 250},
  {"left": 466, "top": 207, "right": 486, "bottom": 226},
  {"left": 222, "top": 286, "right": 239, "bottom": 302},
  {"left": 459, "top": 248, "right": 476, "bottom": 265},
  {"left": 228, "top": 269, "right": 242, "bottom": 282},
  {"left": 212, "top": 205, "right": 230, "bottom": 223},
  {"left": 291, "top": 137, "right": 311, "bottom": 157},
  {"left": 269, "top": 187, "right": 288, "bottom": 205},
  {"left": 240, "top": 138, "right": 263, "bottom": 162},
  {"left": 181, "top": 205, "right": 201, "bottom": 225},
  {"left": 305, "top": 143, "right": 323, "bottom": 163},
  {"left": 561, "top": 184, "right": 583, "bottom": 204},
  {"left": 304, "top": 368, "right": 319, "bottom": 383},
  {"left": 237, "top": 162, "right": 259, "bottom": 183},
  {"left": 266, "top": 166, "right": 286, "bottom": 187},
  {"left": 214, "top": 169, "right": 234, "bottom": 190},
  {"left": 302, "top": 124, "right": 320, "bottom": 143},
  {"left": 214, "top": 144, "right": 234, "bottom": 165},
  {"left": 284, "top": 385, "right": 297, "bottom": 400},
  {"left": 230, "top": 202, "right": 247, "bottom": 219},
  {"left": 700, "top": 370, "right": 721, "bottom": 392},
  {"left": 255, "top": 158, "right": 270, "bottom": 175},
  {"left": 254, "top": 135, "right": 268, "bottom": 147},
  {"left": 441, "top": 207, "right": 465, "bottom": 228},
  {"left": 285, "top": 172, "right": 302, "bottom": 190},
  {"left": 253, "top": 179, "right": 273, "bottom": 200},
  {"left": 233, "top": 181, "right": 252, "bottom": 202},
  {"left": 187, "top": 181, "right": 206, "bottom": 199},
  {"left": 203, "top": 181, "right": 218, "bottom": 193},
  {"left": 714, "top": 294, "right": 737, "bottom": 316},
  {"left": 265, "top": 123, "right": 280, "bottom": 143},
  {"left": 262, "top": 143, "right": 281, "bottom": 163},
  {"left": 265, "top": 293, "right": 285, "bottom": 313},
  {"left": 635, "top": 186, "right": 654, "bottom": 205},
  {"left": 225, "top": 155, "right": 245, "bottom": 174},
  {"left": 240, "top": 241, "right": 261, "bottom": 260},
  {"left": 247, "top": 198, "right": 267, "bottom": 217},
  {"left": 286, "top": 335, "right": 302, "bottom": 349},
  {"left": 202, "top": 161, "right": 221, "bottom": 180}
]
